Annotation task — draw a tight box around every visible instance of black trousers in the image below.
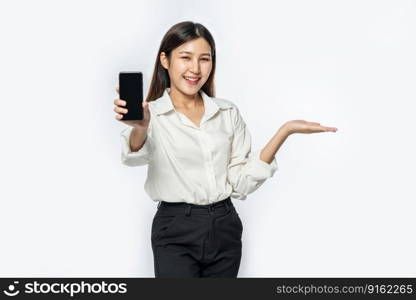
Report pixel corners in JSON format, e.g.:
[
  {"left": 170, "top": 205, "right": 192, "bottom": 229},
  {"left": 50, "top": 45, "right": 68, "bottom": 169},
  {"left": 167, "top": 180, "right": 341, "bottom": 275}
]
[{"left": 151, "top": 197, "right": 243, "bottom": 278}]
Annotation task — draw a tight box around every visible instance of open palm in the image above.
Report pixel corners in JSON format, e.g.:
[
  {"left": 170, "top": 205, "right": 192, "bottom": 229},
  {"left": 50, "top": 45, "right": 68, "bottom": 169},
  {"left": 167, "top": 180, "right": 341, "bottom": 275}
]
[{"left": 284, "top": 120, "right": 338, "bottom": 134}]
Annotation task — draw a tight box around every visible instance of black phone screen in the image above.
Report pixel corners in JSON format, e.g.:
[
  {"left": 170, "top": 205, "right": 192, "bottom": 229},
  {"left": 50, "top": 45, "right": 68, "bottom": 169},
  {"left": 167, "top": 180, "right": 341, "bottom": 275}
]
[{"left": 119, "top": 72, "right": 143, "bottom": 121}]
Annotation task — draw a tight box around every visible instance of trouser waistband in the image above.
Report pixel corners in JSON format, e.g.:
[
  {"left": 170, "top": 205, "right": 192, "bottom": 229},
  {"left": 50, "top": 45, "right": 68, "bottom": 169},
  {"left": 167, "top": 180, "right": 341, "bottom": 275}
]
[{"left": 157, "top": 197, "right": 233, "bottom": 216}]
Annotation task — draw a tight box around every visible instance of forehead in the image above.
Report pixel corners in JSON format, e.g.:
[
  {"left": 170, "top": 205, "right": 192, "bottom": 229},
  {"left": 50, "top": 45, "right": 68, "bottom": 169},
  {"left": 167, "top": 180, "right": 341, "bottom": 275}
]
[{"left": 174, "top": 38, "right": 211, "bottom": 55}]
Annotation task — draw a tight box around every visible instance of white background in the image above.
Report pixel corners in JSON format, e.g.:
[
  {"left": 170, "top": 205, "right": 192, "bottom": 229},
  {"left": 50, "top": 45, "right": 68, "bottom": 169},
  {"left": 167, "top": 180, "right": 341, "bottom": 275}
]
[{"left": 0, "top": 0, "right": 415, "bottom": 277}]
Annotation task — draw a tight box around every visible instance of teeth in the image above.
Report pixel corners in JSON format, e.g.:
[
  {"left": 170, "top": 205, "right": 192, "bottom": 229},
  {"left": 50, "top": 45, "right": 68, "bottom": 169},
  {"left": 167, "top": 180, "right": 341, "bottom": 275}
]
[{"left": 184, "top": 76, "right": 199, "bottom": 81}]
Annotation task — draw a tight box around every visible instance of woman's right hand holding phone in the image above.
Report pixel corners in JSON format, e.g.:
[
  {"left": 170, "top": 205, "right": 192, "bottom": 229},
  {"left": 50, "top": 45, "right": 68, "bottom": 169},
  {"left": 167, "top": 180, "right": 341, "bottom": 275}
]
[{"left": 114, "top": 87, "right": 150, "bottom": 129}]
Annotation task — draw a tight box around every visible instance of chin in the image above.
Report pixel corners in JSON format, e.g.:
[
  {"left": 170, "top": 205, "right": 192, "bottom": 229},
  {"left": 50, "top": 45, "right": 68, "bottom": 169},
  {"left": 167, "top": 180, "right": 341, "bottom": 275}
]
[{"left": 180, "top": 85, "right": 201, "bottom": 95}]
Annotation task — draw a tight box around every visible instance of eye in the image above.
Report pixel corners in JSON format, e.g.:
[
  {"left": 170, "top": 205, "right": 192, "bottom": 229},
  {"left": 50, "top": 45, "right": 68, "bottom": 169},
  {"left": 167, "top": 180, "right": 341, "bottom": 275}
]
[{"left": 202, "top": 58, "right": 211, "bottom": 61}]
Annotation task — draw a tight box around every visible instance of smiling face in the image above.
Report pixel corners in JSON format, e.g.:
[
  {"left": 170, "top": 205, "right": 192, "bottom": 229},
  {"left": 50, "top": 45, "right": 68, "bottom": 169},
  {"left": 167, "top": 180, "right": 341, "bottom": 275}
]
[{"left": 160, "top": 37, "right": 213, "bottom": 97}]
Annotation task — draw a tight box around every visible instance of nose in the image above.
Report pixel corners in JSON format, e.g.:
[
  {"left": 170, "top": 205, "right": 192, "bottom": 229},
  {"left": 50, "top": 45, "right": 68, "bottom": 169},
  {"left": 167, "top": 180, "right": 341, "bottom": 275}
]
[{"left": 189, "top": 59, "right": 201, "bottom": 74}]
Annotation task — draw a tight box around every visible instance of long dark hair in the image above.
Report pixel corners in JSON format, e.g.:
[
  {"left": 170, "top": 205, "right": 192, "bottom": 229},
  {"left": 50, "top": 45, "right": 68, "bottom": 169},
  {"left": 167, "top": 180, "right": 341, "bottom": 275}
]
[{"left": 146, "top": 21, "right": 216, "bottom": 102}]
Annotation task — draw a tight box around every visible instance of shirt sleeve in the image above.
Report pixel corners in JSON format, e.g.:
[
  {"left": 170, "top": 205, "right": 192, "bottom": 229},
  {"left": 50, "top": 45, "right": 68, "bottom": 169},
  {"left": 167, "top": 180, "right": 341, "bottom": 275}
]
[
  {"left": 120, "top": 123, "right": 155, "bottom": 167},
  {"left": 227, "top": 106, "right": 278, "bottom": 200}
]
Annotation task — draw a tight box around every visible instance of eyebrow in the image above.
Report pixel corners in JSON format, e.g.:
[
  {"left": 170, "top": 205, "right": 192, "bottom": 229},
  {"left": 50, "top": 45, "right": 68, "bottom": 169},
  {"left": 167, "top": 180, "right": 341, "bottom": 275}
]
[{"left": 178, "top": 51, "right": 211, "bottom": 56}]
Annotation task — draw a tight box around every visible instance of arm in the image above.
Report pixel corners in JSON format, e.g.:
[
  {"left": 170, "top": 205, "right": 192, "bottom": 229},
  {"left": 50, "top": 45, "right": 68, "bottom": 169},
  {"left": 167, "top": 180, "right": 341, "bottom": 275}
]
[
  {"left": 227, "top": 107, "right": 279, "bottom": 200},
  {"left": 260, "top": 119, "right": 338, "bottom": 164},
  {"left": 120, "top": 123, "right": 155, "bottom": 167},
  {"left": 229, "top": 115, "right": 338, "bottom": 199},
  {"left": 259, "top": 125, "right": 290, "bottom": 164},
  {"left": 130, "top": 126, "right": 148, "bottom": 152}
]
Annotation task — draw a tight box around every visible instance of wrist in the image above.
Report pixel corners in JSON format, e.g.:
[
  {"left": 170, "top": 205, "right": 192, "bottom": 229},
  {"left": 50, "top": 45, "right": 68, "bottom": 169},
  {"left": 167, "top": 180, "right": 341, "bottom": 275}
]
[
  {"left": 279, "top": 123, "right": 292, "bottom": 137},
  {"left": 133, "top": 125, "right": 148, "bottom": 132}
]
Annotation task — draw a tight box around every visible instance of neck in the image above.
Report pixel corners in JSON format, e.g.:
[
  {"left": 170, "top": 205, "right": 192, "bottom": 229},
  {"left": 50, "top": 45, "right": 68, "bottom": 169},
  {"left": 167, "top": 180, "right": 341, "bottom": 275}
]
[{"left": 169, "top": 86, "right": 202, "bottom": 110}]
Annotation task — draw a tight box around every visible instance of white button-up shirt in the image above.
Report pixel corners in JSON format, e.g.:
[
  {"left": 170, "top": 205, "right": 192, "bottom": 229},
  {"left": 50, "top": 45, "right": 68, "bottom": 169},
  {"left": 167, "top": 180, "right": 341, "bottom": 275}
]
[{"left": 120, "top": 87, "right": 278, "bottom": 205}]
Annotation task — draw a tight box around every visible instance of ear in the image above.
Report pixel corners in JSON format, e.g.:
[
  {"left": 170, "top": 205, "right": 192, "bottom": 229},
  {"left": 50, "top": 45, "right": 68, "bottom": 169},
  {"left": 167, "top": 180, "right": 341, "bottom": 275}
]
[{"left": 160, "top": 52, "right": 169, "bottom": 70}]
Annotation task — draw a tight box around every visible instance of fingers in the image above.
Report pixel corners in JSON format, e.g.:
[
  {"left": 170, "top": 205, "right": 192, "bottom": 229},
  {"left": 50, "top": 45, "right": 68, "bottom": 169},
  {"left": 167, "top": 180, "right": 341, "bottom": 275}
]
[
  {"left": 306, "top": 121, "right": 337, "bottom": 132},
  {"left": 114, "top": 89, "right": 149, "bottom": 123},
  {"left": 319, "top": 126, "right": 337, "bottom": 132},
  {"left": 114, "top": 105, "right": 128, "bottom": 114},
  {"left": 113, "top": 96, "right": 128, "bottom": 118},
  {"left": 113, "top": 98, "right": 126, "bottom": 106},
  {"left": 115, "top": 87, "right": 123, "bottom": 120}
]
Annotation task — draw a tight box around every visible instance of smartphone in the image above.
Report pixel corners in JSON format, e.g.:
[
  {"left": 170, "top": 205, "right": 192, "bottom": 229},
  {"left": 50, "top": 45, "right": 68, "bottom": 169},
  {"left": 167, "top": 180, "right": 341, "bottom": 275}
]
[{"left": 118, "top": 72, "right": 143, "bottom": 120}]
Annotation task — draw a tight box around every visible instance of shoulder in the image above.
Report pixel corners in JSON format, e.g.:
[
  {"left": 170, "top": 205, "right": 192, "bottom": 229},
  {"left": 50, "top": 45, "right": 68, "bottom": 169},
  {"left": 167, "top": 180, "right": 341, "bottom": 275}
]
[
  {"left": 211, "top": 96, "right": 239, "bottom": 111},
  {"left": 211, "top": 96, "right": 246, "bottom": 128}
]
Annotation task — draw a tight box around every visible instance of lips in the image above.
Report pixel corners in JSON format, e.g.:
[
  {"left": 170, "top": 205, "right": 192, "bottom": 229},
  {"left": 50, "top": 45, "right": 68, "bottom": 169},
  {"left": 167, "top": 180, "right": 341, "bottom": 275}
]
[{"left": 183, "top": 76, "right": 201, "bottom": 85}]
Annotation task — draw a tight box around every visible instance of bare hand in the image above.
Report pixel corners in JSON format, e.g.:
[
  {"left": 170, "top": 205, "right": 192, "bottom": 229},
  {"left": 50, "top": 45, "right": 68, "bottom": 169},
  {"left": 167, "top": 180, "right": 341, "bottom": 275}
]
[
  {"left": 283, "top": 120, "right": 338, "bottom": 135},
  {"left": 113, "top": 87, "right": 150, "bottom": 129}
]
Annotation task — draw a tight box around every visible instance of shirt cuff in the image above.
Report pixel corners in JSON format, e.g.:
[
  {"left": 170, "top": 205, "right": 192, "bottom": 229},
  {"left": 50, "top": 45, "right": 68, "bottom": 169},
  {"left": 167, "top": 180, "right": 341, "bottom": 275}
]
[
  {"left": 120, "top": 126, "right": 153, "bottom": 159},
  {"left": 246, "top": 150, "right": 278, "bottom": 180}
]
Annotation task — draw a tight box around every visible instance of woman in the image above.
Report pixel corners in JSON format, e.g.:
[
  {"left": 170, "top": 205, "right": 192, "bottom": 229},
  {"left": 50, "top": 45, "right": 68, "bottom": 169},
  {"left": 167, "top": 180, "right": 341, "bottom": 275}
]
[{"left": 113, "top": 21, "right": 337, "bottom": 278}]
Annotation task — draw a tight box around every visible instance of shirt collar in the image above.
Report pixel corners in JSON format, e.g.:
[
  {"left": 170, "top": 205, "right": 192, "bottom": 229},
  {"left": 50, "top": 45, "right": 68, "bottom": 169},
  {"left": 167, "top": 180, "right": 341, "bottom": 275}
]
[{"left": 152, "top": 87, "right": 232, "bottom": 117}]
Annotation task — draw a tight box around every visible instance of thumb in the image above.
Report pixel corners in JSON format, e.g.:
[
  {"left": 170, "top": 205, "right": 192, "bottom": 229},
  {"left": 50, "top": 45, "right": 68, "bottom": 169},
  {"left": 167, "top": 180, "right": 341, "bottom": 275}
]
[
  {"left": 142, "top": 100, "right": 149, "bottom": 109},
  {"left": 143, "top": 101, "right": 150, "bottom": 116}
]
